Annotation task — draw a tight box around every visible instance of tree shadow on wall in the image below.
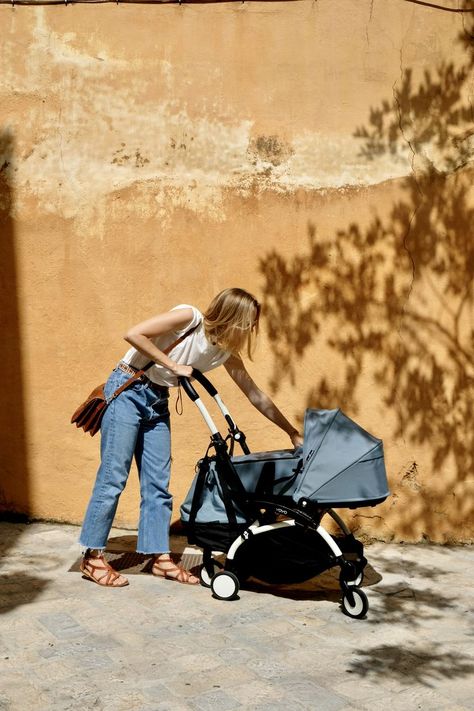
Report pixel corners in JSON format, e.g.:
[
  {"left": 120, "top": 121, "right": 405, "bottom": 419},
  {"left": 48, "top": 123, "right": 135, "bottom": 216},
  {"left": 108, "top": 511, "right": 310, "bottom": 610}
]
[{"left": 259, "top": 17, "right": 474, "bottom": 541}]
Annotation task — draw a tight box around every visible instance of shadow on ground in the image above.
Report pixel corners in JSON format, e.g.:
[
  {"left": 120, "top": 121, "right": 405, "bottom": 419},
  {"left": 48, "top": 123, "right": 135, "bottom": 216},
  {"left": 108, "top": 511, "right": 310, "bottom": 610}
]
[
  {"left": 366, "top": 582, "right": 458, "bottom": 628},
  {"left": 347, "top": 644, "right": 474, "bottom": 687},
  {"left": 243, "top": 561, "right": 381, "bottom": 603},
  {"left": 69, "top": 533, "right": 385, "bottom": 607},
  {"left": 0, "top": 573, "right": 51, "bottom": 615}
]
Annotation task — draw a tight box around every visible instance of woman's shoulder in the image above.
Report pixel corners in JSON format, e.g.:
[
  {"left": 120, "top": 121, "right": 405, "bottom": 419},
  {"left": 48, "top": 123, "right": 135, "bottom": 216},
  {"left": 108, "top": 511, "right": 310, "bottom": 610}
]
[{"left": 170, "top": 304, "right": 203, "bottom": 333}]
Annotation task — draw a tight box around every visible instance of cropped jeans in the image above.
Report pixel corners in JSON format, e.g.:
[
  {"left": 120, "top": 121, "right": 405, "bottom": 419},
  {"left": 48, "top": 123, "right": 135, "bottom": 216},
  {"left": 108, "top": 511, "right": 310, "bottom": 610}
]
[{"left": 79, "top": 367, "right": 172, "bottom": 554}]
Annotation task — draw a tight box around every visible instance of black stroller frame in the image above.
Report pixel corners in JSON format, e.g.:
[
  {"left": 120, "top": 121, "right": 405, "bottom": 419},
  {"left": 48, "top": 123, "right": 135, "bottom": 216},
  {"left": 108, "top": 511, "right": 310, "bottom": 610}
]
[{"left": 180, "top": 370, "right": 380, "bottom": 619}]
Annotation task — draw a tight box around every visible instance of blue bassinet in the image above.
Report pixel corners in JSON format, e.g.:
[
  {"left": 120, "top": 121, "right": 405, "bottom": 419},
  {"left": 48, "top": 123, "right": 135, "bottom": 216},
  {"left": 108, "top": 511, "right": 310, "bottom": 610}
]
[{"left": 181, "top": 408, "right": 389, "bottom": 527}]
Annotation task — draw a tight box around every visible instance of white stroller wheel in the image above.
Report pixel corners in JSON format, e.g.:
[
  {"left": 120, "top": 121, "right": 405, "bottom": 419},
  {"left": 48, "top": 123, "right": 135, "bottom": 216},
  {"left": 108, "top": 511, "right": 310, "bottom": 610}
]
[
  {"left": 211, "top": 571, "right": 240, "bottom": 601},
  {"left": 341, "top": 587, "right": 368, "bottom": 619},
  {"left": 199, "top": 559, "right": 222, "bottom": 588}
]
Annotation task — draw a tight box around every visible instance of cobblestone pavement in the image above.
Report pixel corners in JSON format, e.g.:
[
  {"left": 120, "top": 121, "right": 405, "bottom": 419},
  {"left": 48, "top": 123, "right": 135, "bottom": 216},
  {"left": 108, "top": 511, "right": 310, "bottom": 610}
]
[{"left": 0, "top": 521, "right": 473, "bottom": 711}]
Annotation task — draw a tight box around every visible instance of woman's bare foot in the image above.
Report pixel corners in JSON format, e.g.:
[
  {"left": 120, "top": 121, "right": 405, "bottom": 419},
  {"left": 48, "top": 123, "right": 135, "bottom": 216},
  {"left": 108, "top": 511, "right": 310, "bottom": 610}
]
[
  {"left": 152, "top": 554, "right": 199, "bottom": 585},
  {"left": 80, "top": 550, "right": 129, "bottom": 587}
]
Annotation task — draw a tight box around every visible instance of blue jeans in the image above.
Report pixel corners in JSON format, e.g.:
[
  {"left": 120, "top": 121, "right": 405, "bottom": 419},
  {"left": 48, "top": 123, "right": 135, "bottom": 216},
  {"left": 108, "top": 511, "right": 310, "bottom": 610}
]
[{"left": 79, "top": 368, "right": 172, "bottom": 554}]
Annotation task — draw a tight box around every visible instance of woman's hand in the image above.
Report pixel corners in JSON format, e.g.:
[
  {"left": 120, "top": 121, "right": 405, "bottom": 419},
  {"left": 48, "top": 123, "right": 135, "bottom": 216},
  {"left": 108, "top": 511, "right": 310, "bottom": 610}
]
[
  {"left": 289, "top": 431, "right": 304, "bottom": 449},
  {"left": 171, "top": 363, "right": 193, "bottom": 378}
]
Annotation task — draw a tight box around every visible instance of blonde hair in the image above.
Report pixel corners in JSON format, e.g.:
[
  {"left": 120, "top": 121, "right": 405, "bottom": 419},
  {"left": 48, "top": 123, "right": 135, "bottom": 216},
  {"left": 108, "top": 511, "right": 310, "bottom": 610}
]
[{"left": 204, "top": 288, "right": 261, "bottom": 359}]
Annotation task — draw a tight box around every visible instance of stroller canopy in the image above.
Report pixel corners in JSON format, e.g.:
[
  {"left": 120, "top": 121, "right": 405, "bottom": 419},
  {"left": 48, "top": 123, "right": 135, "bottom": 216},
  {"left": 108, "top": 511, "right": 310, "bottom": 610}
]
[{"left": 292, "top": 409, "right": 389, "bottom": 507}]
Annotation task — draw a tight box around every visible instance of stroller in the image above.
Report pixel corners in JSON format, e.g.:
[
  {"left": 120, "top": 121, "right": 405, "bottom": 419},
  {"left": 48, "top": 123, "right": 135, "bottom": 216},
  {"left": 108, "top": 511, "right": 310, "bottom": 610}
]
[{"left": 180, "top": 370, "right": 389, "bottom": 618}]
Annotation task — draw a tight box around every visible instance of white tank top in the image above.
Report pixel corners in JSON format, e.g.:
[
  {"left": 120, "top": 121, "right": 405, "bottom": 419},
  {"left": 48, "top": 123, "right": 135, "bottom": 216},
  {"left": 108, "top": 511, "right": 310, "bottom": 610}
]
[{"left": 121, "top": 304, "right": 231, "bottom": 387}]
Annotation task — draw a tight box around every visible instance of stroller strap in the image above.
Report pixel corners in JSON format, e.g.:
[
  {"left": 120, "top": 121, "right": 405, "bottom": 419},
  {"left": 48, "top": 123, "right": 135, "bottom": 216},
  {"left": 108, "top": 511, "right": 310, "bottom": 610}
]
[
  {"left": 188, "top": 455, "right": 244, "bottom": 530},
  {"left": 216, "top": 463, "right": 239, "bottom": 527},
  {"left": 188, "top": 456, "right": 212, "bottom": 535}
]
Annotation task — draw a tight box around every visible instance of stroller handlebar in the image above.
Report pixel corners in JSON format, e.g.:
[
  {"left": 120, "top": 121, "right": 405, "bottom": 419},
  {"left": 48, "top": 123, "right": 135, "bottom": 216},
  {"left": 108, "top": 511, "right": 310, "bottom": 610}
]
[
  {"left": 178, "top": 373, "right": 199, "bottom": 402},
  {"left": 179, "top": 369, "right": 218, "bottom": 399},
  {"left": 178, "top": 370, "right": 250, "bottom": 454}
]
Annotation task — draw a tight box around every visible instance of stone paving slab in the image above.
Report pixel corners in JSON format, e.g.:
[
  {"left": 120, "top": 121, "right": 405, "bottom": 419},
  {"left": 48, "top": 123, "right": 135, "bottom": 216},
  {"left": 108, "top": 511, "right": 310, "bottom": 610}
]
[{"left": 0, "top": 522, "right": 473, "bottom": 711}]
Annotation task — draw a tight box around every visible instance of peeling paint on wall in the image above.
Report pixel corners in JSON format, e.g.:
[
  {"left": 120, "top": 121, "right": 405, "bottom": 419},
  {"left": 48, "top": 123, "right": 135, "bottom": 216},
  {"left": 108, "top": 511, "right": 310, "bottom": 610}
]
[{"left": 1, "top": 6, "right": 444, "bottom": 230}]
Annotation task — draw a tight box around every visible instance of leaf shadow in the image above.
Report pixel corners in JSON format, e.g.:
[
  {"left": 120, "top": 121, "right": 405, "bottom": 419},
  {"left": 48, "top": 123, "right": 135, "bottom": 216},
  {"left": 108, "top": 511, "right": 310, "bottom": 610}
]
[
  {"left": 258, "top": 14, "right": 474, "bottom": 542},
  {"left": 346, "top": 644, "right": 474, "bottom": 686}
]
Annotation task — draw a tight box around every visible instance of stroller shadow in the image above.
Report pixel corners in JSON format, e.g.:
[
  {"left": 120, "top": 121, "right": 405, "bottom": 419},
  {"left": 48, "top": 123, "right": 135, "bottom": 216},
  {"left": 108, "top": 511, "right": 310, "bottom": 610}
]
[
  {"left": 69, "top": 534, "right": 383, "bottom": 608},
  {"left": 241, "top": 561, "right": 382, "bottom": 602}
]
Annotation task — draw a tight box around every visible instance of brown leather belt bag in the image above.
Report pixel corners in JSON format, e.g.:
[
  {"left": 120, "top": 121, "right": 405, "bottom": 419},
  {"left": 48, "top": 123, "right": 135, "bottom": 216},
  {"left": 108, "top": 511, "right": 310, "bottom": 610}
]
[{"left": 71, "top": 322, "right": 199, "bottom": 436}]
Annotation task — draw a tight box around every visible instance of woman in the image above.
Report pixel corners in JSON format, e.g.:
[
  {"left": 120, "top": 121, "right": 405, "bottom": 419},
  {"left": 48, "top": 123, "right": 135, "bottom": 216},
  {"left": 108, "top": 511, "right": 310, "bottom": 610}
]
[{"left": 79, "top": 288, "right": 303, "bottom": 587}]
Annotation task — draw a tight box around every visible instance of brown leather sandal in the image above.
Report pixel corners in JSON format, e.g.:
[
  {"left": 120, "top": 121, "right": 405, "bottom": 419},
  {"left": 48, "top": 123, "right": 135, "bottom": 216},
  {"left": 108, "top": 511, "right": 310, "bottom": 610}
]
[
  {"left": 80, "top": 553, "right": 129, "bottom": 587},
  {"left": 152, "top": 555, "right": 199, "bottom": 585}
]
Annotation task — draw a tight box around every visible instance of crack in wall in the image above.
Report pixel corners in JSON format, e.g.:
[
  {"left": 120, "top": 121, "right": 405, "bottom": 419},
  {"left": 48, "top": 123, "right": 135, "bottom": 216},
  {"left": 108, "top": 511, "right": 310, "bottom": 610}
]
[{"left": 366, "top": 0, "right": 375, "bottom": 45}]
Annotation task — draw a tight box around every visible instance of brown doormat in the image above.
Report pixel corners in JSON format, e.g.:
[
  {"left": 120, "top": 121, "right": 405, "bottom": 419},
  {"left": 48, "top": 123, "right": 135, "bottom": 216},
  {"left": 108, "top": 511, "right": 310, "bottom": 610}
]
[{"left": 69, "top": 537, "right": 205, "bottom": 576}]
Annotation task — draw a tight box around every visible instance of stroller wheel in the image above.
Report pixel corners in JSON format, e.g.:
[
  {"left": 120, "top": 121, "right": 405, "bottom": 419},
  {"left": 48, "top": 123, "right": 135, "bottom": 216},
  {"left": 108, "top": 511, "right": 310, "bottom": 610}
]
[
  {"left": 199, "top": 559, "right": 223, "bottom": 588},
  {"left": 340, "top": 559, "right": 365, "bottom": 587},
  {"left": 349, "top": 556, "right": 367, "bottom": 586},
  {"left": 348, "top": 570, "right": 364, "bottom": 587},
  {"left": 211, "top": 571, "right": 240, "bottom": 601},
  {"left": 341, "top": 587, "right": 369, "bottom": 619}
]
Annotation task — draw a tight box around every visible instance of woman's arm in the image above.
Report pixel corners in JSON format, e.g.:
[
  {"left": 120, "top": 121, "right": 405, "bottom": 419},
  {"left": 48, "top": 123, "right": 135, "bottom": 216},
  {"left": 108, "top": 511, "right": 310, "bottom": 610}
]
[
  {"left": 124, "top": 308, "right": 194, "bottom": 378},
  {"left": 224, "top": 354, "right": 303, "bottom": 447}
]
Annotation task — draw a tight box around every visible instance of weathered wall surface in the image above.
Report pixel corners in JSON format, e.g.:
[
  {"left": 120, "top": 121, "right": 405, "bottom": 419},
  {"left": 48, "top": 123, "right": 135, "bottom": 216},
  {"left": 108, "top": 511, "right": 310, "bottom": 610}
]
[{"left": 1, "top": 0, "right": 472, "bottom": 542}]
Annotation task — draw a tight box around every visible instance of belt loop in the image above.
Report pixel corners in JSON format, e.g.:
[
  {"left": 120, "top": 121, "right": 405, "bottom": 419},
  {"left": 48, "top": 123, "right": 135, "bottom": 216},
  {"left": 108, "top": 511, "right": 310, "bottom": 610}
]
[
  {"left": 117, "top": 361, "right": 168, "bottom": 396},
  {"left": 118, "top": 361, "right": 141, "bottom": 377}
]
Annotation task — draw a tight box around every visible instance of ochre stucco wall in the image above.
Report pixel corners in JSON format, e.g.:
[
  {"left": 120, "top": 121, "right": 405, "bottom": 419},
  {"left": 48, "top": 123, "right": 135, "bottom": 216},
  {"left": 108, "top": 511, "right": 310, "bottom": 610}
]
[{"left": 1, "top": 1, "right": 473, "bottom": 542}]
